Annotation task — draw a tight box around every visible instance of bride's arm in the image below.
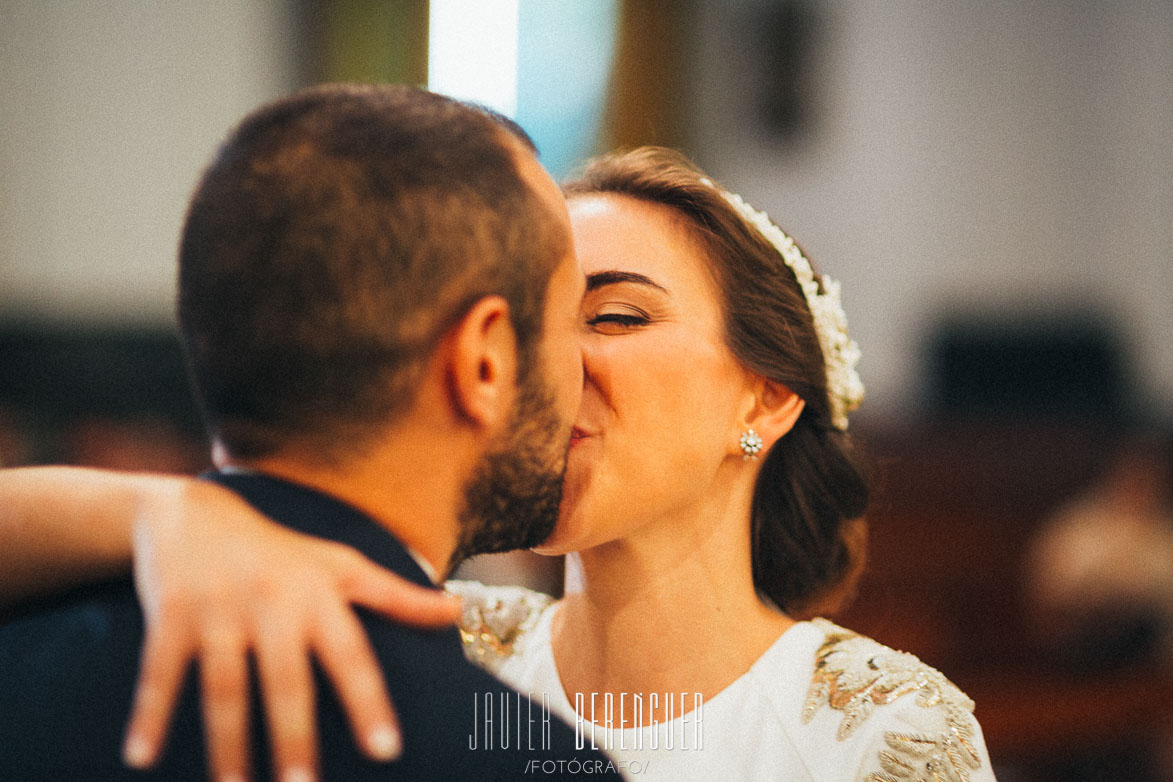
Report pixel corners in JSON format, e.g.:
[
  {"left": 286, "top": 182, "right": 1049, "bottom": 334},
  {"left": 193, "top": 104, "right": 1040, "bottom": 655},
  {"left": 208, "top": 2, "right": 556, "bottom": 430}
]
[
  {"left": 0, "top": 465, "right": 460, "bottom": 782},
  {"left": 0, "top": 466, "right": 167, "bottom": 606}
]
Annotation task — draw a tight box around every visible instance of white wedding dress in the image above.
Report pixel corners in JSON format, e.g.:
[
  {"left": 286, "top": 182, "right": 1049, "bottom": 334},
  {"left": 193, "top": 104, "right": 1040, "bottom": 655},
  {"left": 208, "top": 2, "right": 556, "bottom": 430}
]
[{"left": 448, "top": 581, "right": 996, "bottom": 782}]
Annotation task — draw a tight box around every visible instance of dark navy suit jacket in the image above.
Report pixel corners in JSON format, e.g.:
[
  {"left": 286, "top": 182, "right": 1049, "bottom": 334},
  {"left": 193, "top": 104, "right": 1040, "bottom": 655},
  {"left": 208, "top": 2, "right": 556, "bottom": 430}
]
[{"left": 0, "top": 472, "right": 616, "bottom": 780}]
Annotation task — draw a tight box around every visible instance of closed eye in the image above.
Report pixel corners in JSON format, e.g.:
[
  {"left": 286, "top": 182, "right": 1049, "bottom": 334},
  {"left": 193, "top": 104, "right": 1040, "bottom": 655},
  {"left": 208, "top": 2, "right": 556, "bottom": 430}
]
[
  {"left": 585, "top": 307, "right": 653, "bottom": 334},
  {"left": 588, "top": 313, "right": 649, "bottom": 327}
]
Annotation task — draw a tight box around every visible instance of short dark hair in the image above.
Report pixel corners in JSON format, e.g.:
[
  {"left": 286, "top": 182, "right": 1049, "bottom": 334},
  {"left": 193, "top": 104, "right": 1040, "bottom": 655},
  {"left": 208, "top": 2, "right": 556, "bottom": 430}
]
[
  {"left": 178, "top": 84, "right": 567, "bottom": 460},
  {"left": 564, "top": 147, "right": 869, "bottom": 616}
]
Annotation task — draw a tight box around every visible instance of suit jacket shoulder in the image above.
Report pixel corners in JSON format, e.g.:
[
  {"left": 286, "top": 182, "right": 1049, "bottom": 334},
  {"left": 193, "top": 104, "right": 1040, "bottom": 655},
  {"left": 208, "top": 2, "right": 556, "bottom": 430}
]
[{"left": 0, "top": 473, "right": 616, "bottom": 780}]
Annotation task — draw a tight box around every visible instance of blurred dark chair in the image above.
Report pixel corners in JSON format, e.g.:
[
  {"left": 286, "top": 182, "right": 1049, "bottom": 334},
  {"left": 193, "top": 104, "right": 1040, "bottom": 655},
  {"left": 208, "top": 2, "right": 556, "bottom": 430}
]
[
  {"left": 925, "top": 312, "right": 1132, "bottom": 422},
  {"left": 0, "top": 322, "right": 207, "bottom": 471}
]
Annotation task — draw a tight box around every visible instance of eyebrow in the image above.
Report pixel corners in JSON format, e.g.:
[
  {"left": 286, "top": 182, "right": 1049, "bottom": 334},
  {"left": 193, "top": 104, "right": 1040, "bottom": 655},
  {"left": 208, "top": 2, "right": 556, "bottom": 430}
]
[{"left": 585, "top": 270, "right": 669, "bottom": 293}]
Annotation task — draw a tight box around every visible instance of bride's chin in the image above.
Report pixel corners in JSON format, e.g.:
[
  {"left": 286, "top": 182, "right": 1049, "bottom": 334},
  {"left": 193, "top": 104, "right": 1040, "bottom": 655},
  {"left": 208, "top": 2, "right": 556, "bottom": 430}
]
[
  {"left": 530, "top": 500, "right": 585, "bottom": 556},
  {"left": 530, "top": 516, "right": 576, "bottom": 556},
  {"left": 529, "top": 540, "right": 569, "bottom": 557}
]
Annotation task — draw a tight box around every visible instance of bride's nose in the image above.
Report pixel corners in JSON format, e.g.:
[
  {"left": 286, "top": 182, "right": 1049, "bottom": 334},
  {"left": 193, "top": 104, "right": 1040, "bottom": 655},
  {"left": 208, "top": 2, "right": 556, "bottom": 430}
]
[{"left": 578, "top": 332, "right": 604, "bottom": 398}]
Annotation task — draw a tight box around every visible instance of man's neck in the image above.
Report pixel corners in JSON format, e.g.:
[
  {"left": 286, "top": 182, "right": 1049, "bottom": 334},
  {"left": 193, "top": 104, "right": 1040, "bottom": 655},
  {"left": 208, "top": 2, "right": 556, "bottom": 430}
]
[{"left": 217, "top": 441, "right": 468, "bottom": 582}]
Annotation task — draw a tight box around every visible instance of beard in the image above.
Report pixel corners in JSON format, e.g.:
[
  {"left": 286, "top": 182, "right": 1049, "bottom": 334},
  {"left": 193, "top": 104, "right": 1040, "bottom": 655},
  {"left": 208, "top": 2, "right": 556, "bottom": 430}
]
[{"left": 449, "top": 365, "right": 567, "bottom": 572}]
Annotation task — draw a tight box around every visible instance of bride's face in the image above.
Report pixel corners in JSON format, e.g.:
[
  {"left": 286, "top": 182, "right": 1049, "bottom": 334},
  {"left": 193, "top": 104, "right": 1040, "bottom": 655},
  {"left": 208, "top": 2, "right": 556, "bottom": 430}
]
[{"left": 533, "top": 194, "right": 755, "bottom": 555}]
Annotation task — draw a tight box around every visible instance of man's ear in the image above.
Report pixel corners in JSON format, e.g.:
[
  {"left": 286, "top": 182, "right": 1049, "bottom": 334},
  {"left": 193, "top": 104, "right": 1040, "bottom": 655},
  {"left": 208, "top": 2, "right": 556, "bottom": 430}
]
[
  {"left": 446, "top": 295, "right": 517, "bottom": 428},
  {"left": 738, "top": 379, "right": 805, "bottom": 455}
]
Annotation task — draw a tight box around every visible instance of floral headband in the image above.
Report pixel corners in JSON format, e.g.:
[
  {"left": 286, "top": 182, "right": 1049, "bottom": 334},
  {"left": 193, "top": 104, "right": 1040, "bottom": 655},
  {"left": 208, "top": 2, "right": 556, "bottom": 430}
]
[{"left": 705, "top": 180, "right": 864, "bottom": 430}]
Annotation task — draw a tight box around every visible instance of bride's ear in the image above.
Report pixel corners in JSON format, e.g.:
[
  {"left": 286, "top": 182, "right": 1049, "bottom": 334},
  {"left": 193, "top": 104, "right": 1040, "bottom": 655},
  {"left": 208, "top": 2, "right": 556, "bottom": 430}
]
[{"left": 738, "top": 379, "right": 805, "bottom": 453}]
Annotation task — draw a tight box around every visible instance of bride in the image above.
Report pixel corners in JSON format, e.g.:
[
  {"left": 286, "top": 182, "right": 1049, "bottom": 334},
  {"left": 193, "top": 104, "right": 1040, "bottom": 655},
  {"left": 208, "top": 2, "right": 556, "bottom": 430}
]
[{"left": 0, "top": 148, "right": 993, "bottom": 781}]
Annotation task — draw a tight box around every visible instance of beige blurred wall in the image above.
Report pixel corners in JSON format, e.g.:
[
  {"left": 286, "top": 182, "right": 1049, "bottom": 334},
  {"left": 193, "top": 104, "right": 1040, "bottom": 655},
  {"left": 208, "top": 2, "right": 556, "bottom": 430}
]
[
  {"left": 687, "top": 0, "right": 1173, "bottom": 418},
  {"left": 2, "top": 0, "right": 1170, "bottom": 420},
  {"left": 0, "top": 0, "right": 298, "bottom": 325}
]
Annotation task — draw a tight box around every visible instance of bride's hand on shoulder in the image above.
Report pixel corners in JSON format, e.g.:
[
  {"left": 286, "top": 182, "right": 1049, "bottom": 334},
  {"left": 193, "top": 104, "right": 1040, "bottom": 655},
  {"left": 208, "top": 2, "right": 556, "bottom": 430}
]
[{"left": 121, "top": 478, "right": 461, "bottom": 782}]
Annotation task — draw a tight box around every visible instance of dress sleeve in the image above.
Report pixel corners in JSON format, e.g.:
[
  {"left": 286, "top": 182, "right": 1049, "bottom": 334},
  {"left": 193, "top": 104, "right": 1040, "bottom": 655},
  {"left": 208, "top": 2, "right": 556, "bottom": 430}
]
[
  {"left": 852, "top": 691, "right": 994, "bottom": 781},
  {"left": 444, "top": 580, "right": 555, "bottom": 674},
  {"left": 801, "top": 619, "right": 995, "bottom": 782}
]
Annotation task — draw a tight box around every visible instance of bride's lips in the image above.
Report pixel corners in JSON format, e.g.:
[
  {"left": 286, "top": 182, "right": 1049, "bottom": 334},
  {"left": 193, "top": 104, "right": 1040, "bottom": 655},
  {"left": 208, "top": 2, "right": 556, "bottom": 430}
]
[{"left": 569, "top": 426, "right": 592, "bottom": 447}]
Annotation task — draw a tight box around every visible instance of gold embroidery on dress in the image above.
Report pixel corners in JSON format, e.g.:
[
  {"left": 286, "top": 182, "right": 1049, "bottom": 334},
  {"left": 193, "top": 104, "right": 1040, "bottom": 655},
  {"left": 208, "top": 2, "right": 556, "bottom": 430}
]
[
  {"left": 446, "top": 581, "right": 553, "bottom": 674},
  {"left": 802, "top": 619, "right": 984, "bottom": 782},
  {"left": 870, "top": 729, "right": 983, "bottom": 782}
]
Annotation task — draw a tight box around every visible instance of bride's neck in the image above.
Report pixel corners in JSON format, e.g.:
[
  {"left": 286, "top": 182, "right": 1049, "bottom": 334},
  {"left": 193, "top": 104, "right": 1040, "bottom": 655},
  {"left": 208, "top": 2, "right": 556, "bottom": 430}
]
[{"left": 551, "top": 488, "right": 794, "bottom": 717}]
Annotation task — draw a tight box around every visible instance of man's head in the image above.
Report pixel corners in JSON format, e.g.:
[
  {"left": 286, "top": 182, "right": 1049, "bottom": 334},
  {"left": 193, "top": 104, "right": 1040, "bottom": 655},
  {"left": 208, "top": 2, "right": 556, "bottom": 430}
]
[{"left": 178, "top": 84, "right": 583, "bottom": 564}]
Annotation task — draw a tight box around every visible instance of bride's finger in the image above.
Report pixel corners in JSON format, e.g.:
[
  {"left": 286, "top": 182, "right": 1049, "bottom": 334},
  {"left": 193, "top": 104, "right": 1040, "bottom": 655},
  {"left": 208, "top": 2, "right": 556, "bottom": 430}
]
[
  {"left": 334, "top": 549, "right": 460, "bottom": 628},
  {"left": 312, "top": 602, "right": 401, "bottom": 762},
  {"left": 255, "top": 631, "right": 317, "bottom": 782},
  {"left": 123, "top": 626, "right": 194, "bottom": 768},
  {"left": 200, "top": 626, "right": 252, "bottom": 782}
]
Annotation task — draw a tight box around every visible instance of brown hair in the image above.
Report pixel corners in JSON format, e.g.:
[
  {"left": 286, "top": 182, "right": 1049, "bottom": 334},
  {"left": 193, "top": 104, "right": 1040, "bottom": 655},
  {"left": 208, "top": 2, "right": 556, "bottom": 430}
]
[
  {"left": 179, "top": 84, "right": 567, "bottom": 461},
  {"left": 563, "top": 147, "right": 869, "bottom": 615}
]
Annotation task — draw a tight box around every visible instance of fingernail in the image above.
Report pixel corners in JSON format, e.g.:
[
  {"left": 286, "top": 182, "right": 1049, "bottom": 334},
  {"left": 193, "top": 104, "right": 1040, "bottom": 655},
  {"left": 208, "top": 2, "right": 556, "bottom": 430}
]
[
  {"left": 123, "top": 734, "right": 152, "bottom": 768},
  {"left": 221, "top": 774, "right": 246, "bottom": 782},
  {"left": 369, "top": 725, "right": 401, "bottom": 760},
  {"left": 283, "top": 767, "right": 315, "bottom": 782}
]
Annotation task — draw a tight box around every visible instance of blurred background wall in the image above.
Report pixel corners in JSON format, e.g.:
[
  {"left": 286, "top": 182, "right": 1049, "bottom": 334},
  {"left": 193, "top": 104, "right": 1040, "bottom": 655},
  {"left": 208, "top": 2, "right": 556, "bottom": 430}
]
[
  {"left": 3, "top": 0, "right": 1171, "bottom": 421},
  {"left": 687, "top": 1, "right": 1173, "bottom": 419},
  {"left": 2, "top": 1, "right": 1172, "bottom": 778},
  {"left": 0, "top": 0, "right": 299, "bottom": 325}
]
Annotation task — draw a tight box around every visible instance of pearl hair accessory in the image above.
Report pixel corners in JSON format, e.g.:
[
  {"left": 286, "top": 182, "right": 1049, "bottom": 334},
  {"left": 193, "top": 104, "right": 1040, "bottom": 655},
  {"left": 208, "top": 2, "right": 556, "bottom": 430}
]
[
  {"left": 703, "top": 180, "right": 865, "bottom": 430},
  {"left": 739, "top": 429, "right": 764, "bottom": 460}
]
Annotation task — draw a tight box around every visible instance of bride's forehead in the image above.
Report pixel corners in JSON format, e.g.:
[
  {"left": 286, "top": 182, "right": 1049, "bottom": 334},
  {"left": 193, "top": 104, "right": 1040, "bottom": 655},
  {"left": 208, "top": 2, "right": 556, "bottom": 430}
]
[
  {"left": 567, "top": 192, "right": 673, "bottom": 226},
  {"left": 569, "top": 195, "right": 709, "bottom": 278}
]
